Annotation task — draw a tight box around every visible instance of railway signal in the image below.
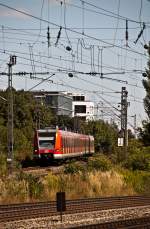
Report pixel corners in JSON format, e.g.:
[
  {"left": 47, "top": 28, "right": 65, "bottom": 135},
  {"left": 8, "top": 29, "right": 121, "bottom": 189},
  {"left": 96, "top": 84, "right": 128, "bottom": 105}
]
[{"left": 56, "top": 192, "right": 66, "bottom": 222}]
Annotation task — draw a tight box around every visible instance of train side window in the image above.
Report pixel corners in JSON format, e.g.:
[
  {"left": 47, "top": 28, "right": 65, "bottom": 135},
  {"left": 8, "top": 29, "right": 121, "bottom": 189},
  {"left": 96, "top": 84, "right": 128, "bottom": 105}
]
[
  {"left": 66, "top": 136, "right": 68, "bottom": 154},
  {"left": 64, "top": 135, "right": 66, "bottom": 153},
  {"left": 75, "top": 137, "right": 77, "bottom": 152},
  {"left": 65, "top": 136, "right": 67, "bottom": 154},
  {"left": 70, "top": 136, "right": 72, "bottom": 154},
  {"left": 62, "top": 135, "right": 64, "bottom": 152},
  {"left": 74, "top": 137, "right": 76, "bottom": 153},
  {"left": 68, "top": 136, "right": 70, "bottom": 154}
]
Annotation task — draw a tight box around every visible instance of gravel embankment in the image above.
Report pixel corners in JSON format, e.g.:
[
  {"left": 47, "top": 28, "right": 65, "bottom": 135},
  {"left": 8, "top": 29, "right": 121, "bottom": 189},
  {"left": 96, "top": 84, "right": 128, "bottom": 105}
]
[{"left": 1, "top": 206, "right": 150, "bottom": 229}]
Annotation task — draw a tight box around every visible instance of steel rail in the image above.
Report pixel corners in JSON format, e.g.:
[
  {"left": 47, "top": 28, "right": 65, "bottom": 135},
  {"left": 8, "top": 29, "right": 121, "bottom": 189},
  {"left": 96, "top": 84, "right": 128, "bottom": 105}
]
[
  {"left": 0, "top": 196, "right": 150, "bottom": 223},
  {"left": 68, "top": 216, "right": 150, "bottom": 229}
]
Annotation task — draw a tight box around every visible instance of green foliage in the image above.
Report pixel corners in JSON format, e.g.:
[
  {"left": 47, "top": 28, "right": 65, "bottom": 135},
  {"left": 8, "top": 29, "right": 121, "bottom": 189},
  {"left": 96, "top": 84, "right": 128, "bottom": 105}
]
[
  {"left": 13, "top": 129, "right": 32, "bottom": 161},
  {"left": 0, "top": 90, "right": 53, "bottom": 164},
  {"left": 0, "top": 153, "right": 7, "bottom": 176},
  {"left": 88, "top": 154, "right": 112, "bottom": 171},
  {"left": 127, "top": 139, "right": 143, "bottom": 153},
  {"left": 64, "top": 162, "right": 84, "bottom": 174},
  {"left": 142, "top": 53, "right": 150, "bottom": 119},
  {"left": 0, "top": 126, "right": 7, "bottom": 153},
  {"left": 81, "top": 120, "right": 118, "bottom": 154},
  {"left": 45, "top": 173, "right": 59, "bottom": 190},
  {"left": 54, "top": 115, "right": 74, "bottom": 130},
  {"left": 122, "top": 169, "right": 150, "bottom": 194},
  {"left": 139, "top": 121, "right": 150, "bottom": 146},
  {"left": 123, "top": 147, "right": 150, "bottom": 171},
  {"left": 17, "top": 173, "right": 44, "bottom": 199},
  {"left": 27, "top": 175, "right": 44, "bottom": 199},
  {"left": 141, "top": 42, "right": 150, "bottom": 145}
]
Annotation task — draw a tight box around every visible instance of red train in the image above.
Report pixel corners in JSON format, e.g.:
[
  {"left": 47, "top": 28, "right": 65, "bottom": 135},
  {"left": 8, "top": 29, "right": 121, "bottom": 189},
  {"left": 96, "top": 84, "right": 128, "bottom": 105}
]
[{"left": 33, "top": 128, "right": 94, "bottom": 160}]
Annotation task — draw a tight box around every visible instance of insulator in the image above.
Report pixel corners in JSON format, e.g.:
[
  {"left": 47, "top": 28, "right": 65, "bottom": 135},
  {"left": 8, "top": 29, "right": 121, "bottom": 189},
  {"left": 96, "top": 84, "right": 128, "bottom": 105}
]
[
  {"left": 142, "top": 72, "right": 147, "bottom": 77},
  {"left": 68, "top": 73, "right": 73, "bottom": 77},
  {"left": 66, "top": 46, "right": 72, "bottom": 51},
  {"left": 144, "top": 44, "right": 149, "bottom": 49}
]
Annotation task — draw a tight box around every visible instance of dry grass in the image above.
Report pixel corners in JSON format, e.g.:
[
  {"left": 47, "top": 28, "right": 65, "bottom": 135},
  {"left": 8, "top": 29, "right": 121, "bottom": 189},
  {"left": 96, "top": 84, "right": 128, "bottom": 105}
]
[
  {"left": 44, "top": 170, "right": 135, "bottom": 200},
  {"left": 0, "top": 170, "right": 135, "bottom": 204},
  {"left": 0, "top": 178, "right": 29, "bottom": 204}
]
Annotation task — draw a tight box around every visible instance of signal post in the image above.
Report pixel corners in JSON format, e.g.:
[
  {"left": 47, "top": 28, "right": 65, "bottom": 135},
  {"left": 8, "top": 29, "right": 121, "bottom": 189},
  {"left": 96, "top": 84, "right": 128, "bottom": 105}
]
[{"left": 7, "top": 55, "right": 16, "bottom": 173}]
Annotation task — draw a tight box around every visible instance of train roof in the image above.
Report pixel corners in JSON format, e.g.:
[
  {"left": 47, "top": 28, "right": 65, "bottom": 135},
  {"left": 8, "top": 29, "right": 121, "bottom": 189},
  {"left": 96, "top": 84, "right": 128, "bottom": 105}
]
[{"left": 36, "top": 128, "right": 94, "bottom": 138}]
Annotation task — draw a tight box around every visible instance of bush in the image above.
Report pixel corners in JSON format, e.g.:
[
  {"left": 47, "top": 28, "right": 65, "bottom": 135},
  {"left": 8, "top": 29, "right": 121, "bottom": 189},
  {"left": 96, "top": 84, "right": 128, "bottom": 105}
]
[
  {"left": 122, "top": 169, "right": 150, "bottom": 194},
  {"left": 64, "top": 162, "right": 84, "bottom": 174},
  {"left": 123, "top": 148, "right": 150, "bottom": 171},
  {"left": 17, "top": 173, "right": 44, "bottom": 199},
  {"left": 88, "top": 154, "right": 112, "bottom": 171},
  {"left": 0, "top": 153, "right": 7, "bottom": 176},
  {"left": 45, "top": 173, "right": 59, "bottom": 190},
  {"left": 14, "top": 129, "right": 32, "bottom": 161}
]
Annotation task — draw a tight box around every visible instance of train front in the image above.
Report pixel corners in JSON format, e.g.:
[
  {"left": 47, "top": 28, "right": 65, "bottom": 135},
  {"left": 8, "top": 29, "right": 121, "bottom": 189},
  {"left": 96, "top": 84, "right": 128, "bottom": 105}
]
[{"left": 33, "top": 129, "right": 56, "bottom": 159}]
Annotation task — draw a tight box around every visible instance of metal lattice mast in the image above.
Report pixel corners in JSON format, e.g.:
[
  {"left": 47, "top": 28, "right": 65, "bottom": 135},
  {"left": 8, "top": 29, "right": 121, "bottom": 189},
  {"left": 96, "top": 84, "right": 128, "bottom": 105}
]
[
  {"left": 7, "top": 55, "right": 16, "bottom": 172},
  {"left": 121, "top": 87, "right": 128, "bottom": 159}
]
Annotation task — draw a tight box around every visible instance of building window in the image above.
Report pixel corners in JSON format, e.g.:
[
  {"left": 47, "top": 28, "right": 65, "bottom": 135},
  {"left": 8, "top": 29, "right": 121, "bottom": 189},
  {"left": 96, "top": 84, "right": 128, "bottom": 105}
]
[
  {"left": 75, "top": 105, "right": 86, "bottom": 113},
  {"left": 73, "top": 96, "right": 85, "bottom": 101}
]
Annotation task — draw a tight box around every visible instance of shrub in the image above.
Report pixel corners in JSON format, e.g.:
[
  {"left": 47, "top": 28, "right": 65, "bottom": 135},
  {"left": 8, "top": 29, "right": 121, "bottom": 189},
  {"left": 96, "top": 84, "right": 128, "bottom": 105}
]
[
  {"left": 122, "top": 169, "right": 150, "bottom": 194},
  {"left": 17, "top": 173, "right": 44, "bottom": 199},
  {"left": 45, "top": 173, "right": 59, "bottom": 190},
  {"left": 123, "top": 149, "right": 150, "bottom": 171},
  {"left": 0, "top": 153, "right": 7, "bottom": 176},
  {"left": 64, "top": 162, "right": 85, "bottom": 174},
  {"left": 88, "top": 154, "right": 112, "bottom": 171}
]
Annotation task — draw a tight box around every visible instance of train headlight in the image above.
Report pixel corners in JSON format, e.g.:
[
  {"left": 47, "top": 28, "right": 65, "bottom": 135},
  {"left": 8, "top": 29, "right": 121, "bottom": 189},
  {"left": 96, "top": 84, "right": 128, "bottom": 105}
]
[{"left": 44, "top": 149, "right": 49, "bottom": 153}]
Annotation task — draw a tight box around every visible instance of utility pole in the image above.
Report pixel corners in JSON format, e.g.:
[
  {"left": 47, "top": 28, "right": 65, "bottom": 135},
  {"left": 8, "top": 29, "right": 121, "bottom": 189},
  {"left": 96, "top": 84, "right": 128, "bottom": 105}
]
[
  {"left": 121, "top": 87, "right": 128, "bottom": 159},
  {"left": 7, "top": 55, "right": 16, "bottom": 173}
]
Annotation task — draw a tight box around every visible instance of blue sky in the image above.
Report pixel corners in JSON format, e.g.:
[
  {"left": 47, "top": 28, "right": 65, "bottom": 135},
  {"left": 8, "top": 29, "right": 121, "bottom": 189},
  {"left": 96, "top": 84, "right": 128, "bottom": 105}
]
[{"left": 0, "top": 0, "right": 150, "bottom": 129}]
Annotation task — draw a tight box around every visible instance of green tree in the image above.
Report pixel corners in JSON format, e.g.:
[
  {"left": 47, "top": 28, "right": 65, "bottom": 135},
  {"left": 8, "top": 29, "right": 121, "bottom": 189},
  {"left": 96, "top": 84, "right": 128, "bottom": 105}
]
[
  {"left": 143, "top": 42, "right": 150, "bottom": 118},
  {"left": 141, "top": 42, "right": 150, "bottom": 145},
  {"left": 139, "top": 121, "right": 150, "bottom": 146},
  {"left": 0, "top": 89, "right": 53, "bottom": 161},
  {"left": 81, "top": 120, "right": 118, "bottom": 154}
]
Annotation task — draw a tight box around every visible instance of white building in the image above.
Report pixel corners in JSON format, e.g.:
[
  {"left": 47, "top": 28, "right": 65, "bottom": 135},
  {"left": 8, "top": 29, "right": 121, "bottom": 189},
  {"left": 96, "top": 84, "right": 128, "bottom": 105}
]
[{"left": 71, "top": 93, "right": 95, "bottom": 121}]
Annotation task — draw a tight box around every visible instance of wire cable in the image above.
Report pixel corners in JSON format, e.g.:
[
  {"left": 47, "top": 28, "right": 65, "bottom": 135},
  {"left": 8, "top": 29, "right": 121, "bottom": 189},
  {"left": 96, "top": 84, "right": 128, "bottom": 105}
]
[{"left": 0, "top": 2, "right": 147, "bottom": 57}]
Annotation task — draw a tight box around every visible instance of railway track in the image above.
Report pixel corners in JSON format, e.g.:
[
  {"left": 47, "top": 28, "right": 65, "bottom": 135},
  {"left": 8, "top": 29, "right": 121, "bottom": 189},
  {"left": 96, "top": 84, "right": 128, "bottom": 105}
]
[
  {"left": 69, "top": 216, "right": 150, "bottom": 229},
  {"left": 22, "top": 164, "right": 65, "bottom": 176},
  {"left": 0, "top": 195, "right": 150, "bottom": 223}
]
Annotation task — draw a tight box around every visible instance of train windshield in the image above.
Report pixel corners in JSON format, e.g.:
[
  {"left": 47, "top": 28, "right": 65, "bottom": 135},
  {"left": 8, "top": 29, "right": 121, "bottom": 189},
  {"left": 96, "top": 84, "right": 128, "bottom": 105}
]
[{"left": 38, "top": 131, "right": 56, "bottom": 149}]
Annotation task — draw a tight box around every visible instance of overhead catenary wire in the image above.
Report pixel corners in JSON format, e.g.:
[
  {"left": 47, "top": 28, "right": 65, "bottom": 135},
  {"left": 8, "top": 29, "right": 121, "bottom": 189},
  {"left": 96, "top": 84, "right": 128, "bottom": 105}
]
[
  {"left": 0, "top": 24, "right": 144, "bottom": 30},
  {"left": 76, "top": 0, "right": 150, "bottom": 25},
  {"left": 0, "top": 40, "right": 144, "bottom": 77},
  {"left": 32, "top": 0, "right": 45, "bottom": 47},
  {"left": 0, "top": 66, "right": 143, "bottom": 128},
  {"left": 0, "top": 31, "right": 146, "bottom": 73},
  {"left": 28, "top": 73, "right": 55, "bottom": 91},
  {"left": 0, "top": 1, "right": 145, "bottom": 91},
  {"left": 138, "top": 0, "right": 146, "bottom": 44},
  {"left": 112, "top": 0, "right": 120, "bottom": 46},
  {"left": 63, "top": 0, "right": 72, "bottom": 49},
  {"left": 0, "top": 2, "right": 148, "bottom": 58},
  {"left": 0, "top": 1, "right": 146, "bottom": 128},
  {"left": 0, "top": 36, "right": 145, "bottom": 78},
  {"left": 0, "top": 23, "right": 147, "bottom": 63},
  {"left": 0, "top": 47, "right": 144, "bottom": 90}
]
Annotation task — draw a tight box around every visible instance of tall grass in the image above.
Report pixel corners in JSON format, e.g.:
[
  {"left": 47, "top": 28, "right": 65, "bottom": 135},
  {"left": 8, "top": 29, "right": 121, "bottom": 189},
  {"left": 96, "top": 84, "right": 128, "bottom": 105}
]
[
  {"left": 0, "top": 169, "right": 135, "bottom": 203},
  {"left": 121, "top": 169, "right": 150, "bottom": 194},
  {"left": 44, "top": 170, "right": 135, "bottom": 200}
]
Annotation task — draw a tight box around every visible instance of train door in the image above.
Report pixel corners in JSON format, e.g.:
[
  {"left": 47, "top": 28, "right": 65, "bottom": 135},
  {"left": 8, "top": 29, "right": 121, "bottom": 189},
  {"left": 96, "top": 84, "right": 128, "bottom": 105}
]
[{"left": 89, "top": 136, "right": 90, "bottom": 154}]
